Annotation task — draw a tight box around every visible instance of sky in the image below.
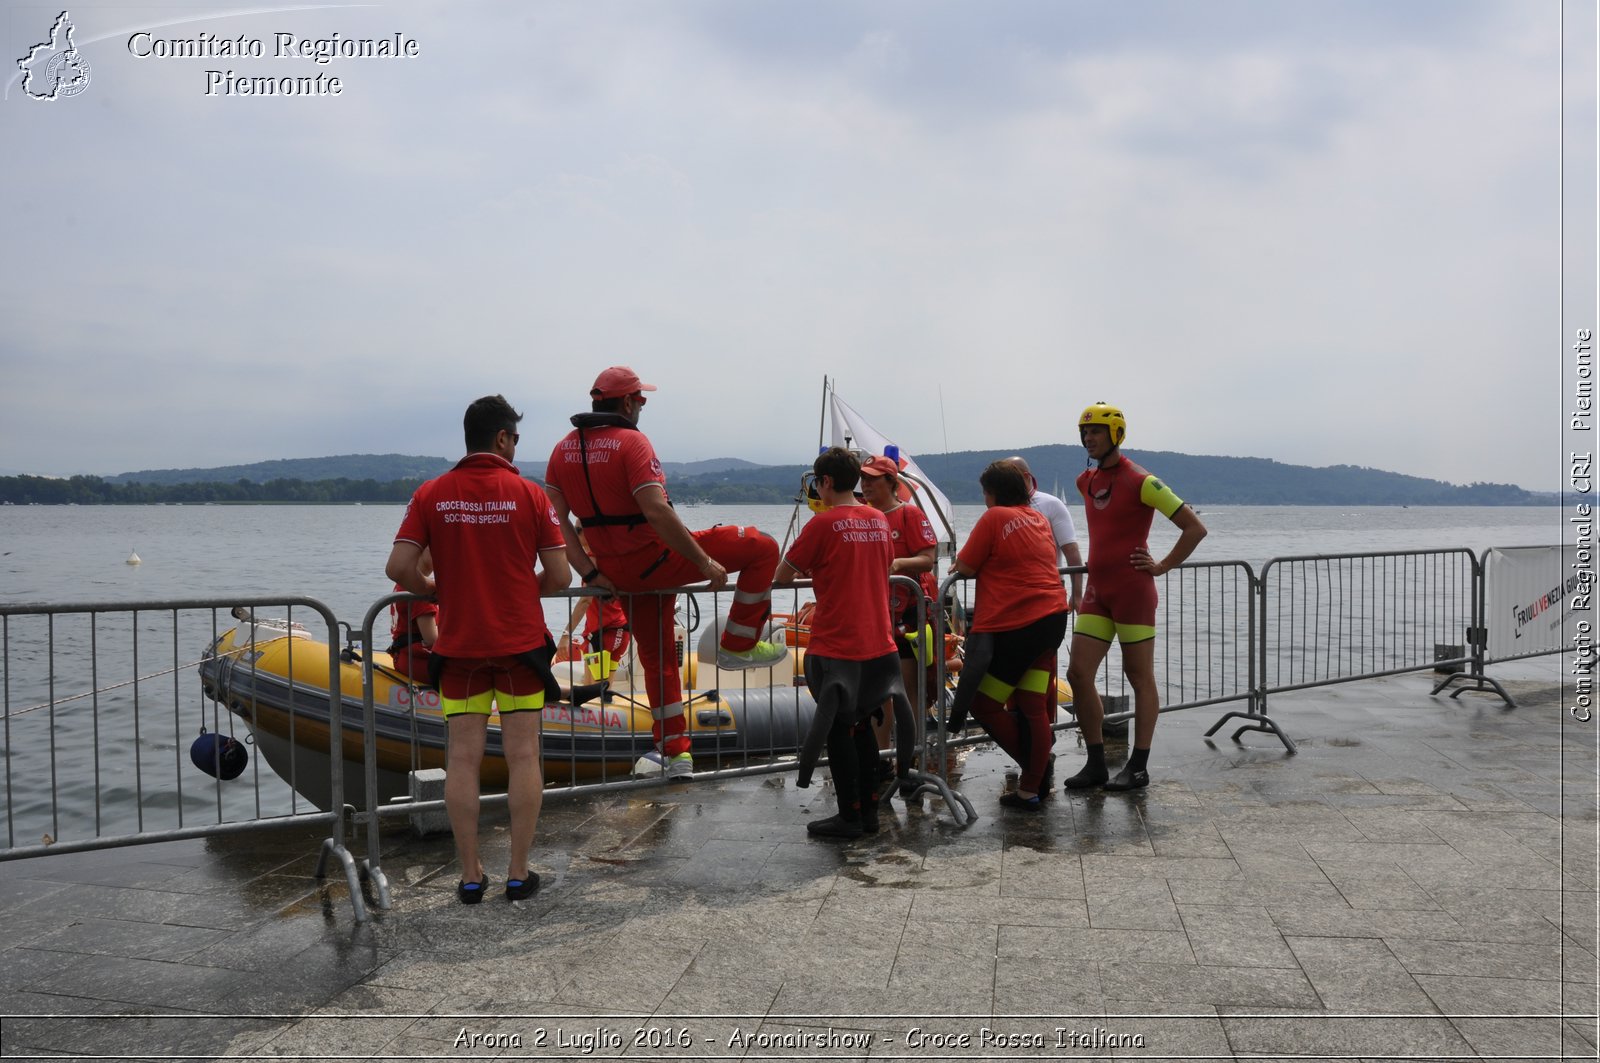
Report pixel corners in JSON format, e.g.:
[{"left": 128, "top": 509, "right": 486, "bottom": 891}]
[{"left": 1, "top": 1, "right": 1593, "bottom": 492}]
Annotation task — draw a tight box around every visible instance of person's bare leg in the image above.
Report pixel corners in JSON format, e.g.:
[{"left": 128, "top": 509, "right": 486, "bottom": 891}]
[
  {"left": 445, "top": 714, "right": 489, "bottom": 882},
  {"left": 500, "top": 710, "right": 543, "bottom": 886}
]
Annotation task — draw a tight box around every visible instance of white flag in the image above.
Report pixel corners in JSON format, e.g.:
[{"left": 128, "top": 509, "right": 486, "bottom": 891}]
[{"left": 828, "top": 391, "right": 955, "bottom": 544}]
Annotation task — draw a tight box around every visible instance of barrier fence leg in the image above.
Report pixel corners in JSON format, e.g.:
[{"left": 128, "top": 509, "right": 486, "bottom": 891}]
[{"left": 314, "top": 834, "right": 370, "bottom": 923}]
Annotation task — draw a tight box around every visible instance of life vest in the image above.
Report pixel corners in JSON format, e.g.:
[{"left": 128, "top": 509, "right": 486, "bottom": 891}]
[{"left": 567, "top": 412, "right": 653, "bottom": 531}]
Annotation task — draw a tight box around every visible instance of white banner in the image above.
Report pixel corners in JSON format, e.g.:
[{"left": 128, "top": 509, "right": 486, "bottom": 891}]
[{"left": 1485, "top": 545, "right": 1585, "bottom": 659}]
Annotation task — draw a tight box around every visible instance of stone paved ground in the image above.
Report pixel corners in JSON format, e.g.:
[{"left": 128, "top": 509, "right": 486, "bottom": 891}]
[{"left": 0, "top": 658, "right": 1594, "bottom": 1062}]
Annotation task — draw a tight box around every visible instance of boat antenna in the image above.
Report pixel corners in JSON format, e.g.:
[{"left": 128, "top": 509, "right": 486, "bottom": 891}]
[
  {"left": 783, "top": 374, "right": 831, "bottom": 555},
  {"left": 937, "top": 383, "right": 950, "bottom": 455},
  {"left": 816, "top": 375, "right": 829, "bottom": 454}
]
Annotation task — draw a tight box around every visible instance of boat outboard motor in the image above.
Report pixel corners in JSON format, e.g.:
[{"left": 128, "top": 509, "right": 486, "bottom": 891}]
[{"left": 190, "top": 728, "right": 248, "bottom": 780}]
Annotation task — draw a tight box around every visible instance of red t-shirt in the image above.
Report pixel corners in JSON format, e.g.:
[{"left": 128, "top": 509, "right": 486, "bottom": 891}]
[
  {"left": 393, "top": 453, "right": 565, "bottom": 658},
  {"left": 956, "top": 505, "right": 1068, "bottom": 633},
  {"left": 582, "top": 595, "right": 630, "bottom": 639},
  {"left": 389, "top": 589, "right": 439, "bottom": 645},
  {"left": 880, "top": 502, "right": 939, "bottom": 618},
  {"left": 783, "top": 504, "right": 896, "bottom": 661},
  {"left": 543, "top": 425, "right": 667, "bottom": 559}
]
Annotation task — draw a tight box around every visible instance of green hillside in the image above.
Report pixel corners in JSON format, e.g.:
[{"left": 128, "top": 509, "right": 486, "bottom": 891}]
[{"left": 0, "top": 448, "right": 1552, "bottom": 506}]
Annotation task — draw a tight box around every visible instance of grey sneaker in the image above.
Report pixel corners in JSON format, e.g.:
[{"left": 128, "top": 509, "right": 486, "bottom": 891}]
[
  {"left": 665, "top": 752, "right": 694, "bottom": 780},
  {"left": 716, "top": 640, "right": 787, "bottom": 670}
]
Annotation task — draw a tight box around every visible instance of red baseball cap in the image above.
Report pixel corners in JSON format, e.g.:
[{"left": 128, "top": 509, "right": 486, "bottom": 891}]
[
  {"left": 859, "top": 456, "right": 900, "bottom": 479},
  {"left": 590, "top": 366, "right": 658, "bottom": 400}
]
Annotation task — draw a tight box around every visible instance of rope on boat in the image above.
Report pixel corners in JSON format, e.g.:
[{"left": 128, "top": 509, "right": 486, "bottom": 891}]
[{"left": 4, "top": 644, "right": 259, "bottom": 718}]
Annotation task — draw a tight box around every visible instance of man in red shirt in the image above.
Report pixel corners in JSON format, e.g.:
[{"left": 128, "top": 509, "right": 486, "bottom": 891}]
[
  {"left": 386, "top": 395, "right": 570, "bottom": 904},
  {"left": 544, "top": 367, "right": 785, "bottom": 780},
  {"left": 777, "top": 448, "right": 906, "bottom": 838}
]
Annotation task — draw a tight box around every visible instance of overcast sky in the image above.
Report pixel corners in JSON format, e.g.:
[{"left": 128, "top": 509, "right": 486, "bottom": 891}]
[{"left": 1, "top": 1, "right": 1590, "bottom": 492}]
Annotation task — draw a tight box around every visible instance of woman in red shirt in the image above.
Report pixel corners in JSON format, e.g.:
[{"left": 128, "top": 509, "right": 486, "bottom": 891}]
[{"left": 951, "top": 461, "right": 1071, "bottom": 808}]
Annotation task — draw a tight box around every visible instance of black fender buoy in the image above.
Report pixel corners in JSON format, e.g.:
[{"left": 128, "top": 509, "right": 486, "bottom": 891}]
[{"left": 190, "top": 729, "right": 248, "bottom": 780}]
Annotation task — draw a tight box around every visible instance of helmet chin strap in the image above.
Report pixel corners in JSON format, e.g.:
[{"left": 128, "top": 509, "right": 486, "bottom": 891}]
[{"left": 1085, "top": 444, "right": 1119, "bottom": 470}]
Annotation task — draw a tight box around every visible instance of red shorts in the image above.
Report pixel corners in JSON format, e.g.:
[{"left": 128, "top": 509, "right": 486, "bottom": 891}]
[
  {"left": 1075, "top": 574, "right": 1158, "bottom": 644},
  {"left": 436, "top": 656, "right": 547, "bottom": 717}
]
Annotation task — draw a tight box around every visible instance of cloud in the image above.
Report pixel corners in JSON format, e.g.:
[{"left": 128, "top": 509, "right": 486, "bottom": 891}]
[{"left": 0, "top": 0, "right": 1577, "bottom": 492}]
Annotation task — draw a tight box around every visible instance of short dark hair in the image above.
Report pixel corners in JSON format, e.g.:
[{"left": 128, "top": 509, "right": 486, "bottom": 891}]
[
  {"left": 980, "top": 460, "right": 1031, "bottom": 506},
  {"left": 463, "top": 394, "right": 521, "bottom": 452},
  {"left": 591, "top": 396, "right": 627, "bottom": 414},
  {"left": 813, "top": 447, "right": 861, "bottom": 493}
]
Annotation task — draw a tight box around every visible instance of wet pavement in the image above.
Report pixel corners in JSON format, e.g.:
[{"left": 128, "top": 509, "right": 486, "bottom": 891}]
[{"left": 0, "top": 660, "right": 1595, "bottom": 1062}]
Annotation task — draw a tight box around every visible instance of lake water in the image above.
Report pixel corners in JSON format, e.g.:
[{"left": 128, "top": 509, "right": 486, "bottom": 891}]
[
  {"left": 0, "top": 502, "right": 1569, "bottom": 848},
  {"left": 0, "top": 502, "right": 1567, "bottom": 621}
]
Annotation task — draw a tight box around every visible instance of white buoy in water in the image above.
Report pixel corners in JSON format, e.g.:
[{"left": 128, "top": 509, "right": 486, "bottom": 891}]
[{"left": 126, "top": 549, "right": 141, "bottom": 566}]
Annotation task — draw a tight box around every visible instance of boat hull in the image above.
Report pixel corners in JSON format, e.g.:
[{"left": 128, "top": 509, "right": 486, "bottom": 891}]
[{"left": 198, "top": 625, "right": 817, "bottom": 811}]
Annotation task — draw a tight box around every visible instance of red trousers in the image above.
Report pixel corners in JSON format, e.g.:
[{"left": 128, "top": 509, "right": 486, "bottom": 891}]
[{"left": 608, "top": 525, "right": 778, "bottom": 757}]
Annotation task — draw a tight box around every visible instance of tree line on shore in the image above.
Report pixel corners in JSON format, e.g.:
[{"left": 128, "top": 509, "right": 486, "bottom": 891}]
[{"left": 0, "top": 444, "right": 1553, "bottom": 506}]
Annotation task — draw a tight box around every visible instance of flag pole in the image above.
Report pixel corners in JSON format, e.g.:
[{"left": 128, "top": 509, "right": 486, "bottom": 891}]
[{"left": 816, "top": 375, "right": 830, "bottom": 454}]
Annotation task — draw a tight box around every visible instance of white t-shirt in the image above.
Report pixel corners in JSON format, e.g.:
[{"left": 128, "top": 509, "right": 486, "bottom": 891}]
[{"left": 1029, "top": 489, "right": 1079, "bottom": 555}]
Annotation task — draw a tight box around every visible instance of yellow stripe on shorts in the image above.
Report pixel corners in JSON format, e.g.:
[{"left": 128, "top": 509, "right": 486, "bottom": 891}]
[{"left": 441, "top": 686, "right": 546, "bottom": 718}]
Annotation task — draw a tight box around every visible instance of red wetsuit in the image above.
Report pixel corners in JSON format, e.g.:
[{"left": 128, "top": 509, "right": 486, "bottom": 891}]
[{"left": 1075, "top": 457, "right": 1187, "bottom": 642}]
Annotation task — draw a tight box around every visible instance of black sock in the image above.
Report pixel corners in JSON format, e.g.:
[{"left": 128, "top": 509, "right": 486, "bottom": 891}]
[{"left": 1128, "top": 746, "right": 1150, "bottom": 773}]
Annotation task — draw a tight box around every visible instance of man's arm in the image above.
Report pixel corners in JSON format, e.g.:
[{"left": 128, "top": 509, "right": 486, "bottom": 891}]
[
  {"left": 1062, "top": 541, "right": 1084, "bottom": 611},
  {"left": 1132, "top": 506, "right": 1207, "bottom": 576},
  {"left": 537, "top": 545, "right": 571, "bottom": 596},
  {"left": 385, "top": 542, "right": 433, "bottom": 597},
  {"left": 773, "top": 559, "right": 802, "bottom": 586},
  {"left": 636, "top": 484, "right": 728, "bottom": 589}
]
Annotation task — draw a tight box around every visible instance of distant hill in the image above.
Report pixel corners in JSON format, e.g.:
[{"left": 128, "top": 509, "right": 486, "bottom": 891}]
[
  {"left": 104, "top": 454, "right": 454, "bottom": 486},
  {"left": 666, "top": 445, "right": 1555, "bottom": 507},
  {"left": 0, "top": 449, "right": 1551, "bottom": 506},
  {"left": 904, "top": 446, "right": 1553, "bottom": 506},
  {"left": 102, "top": 453, "right": 765, "bottom": 486}
]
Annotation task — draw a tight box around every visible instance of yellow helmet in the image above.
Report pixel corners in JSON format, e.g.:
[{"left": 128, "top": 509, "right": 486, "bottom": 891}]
[
  {"left": 802, "top": 474, "right": 829, "bottom": 514},
  {"left": 1079, "top": 402, "right": 1126, "bottom": 446}
]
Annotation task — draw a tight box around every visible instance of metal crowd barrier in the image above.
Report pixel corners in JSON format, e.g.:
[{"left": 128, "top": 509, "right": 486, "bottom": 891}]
[
  {"left": 1431, "top": 544, "right": 1573, "bottom": 707},
  {"left": 0, "top": 597, "right": 368, "bottom": 920},
  {"left": 1258, "top": 549, "right": 1479, "bottom": 707},
  {"left": 0, "top": 545, "right": 1561, "bottom": 924},
  {"left": 935, "top": 561, "right": 1273, "bottom": 751}
]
